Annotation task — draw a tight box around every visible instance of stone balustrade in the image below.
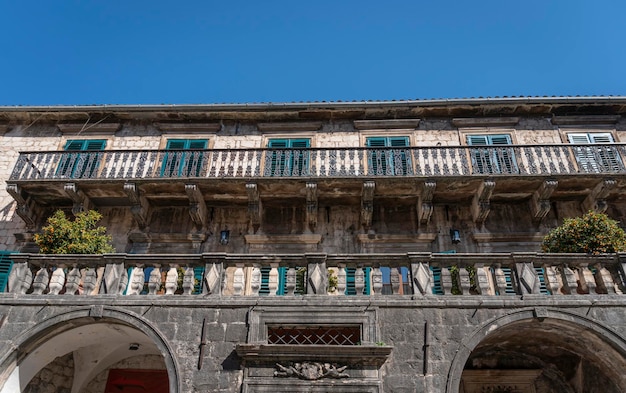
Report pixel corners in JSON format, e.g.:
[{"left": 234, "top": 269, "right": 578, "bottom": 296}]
[
  {"left": 9, "top": 143, "right": 626, "bottom": 181},
  {"left": 4, "top": 252, "right": 625, "bottom": 297}
]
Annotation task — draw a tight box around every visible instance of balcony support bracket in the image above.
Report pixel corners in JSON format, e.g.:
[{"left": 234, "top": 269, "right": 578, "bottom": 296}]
[
  {"left": 6, "top": 184, "right": 37, "bottom": 229},
  {"left": 246, "top": 183, "right": 261, "bottom": 232},
  {"left": 306, "top": 182, "right": 318, "bottom": 232},
  {"left": 124, "top": 183, "right": 148, "bottom": 229},
  {"left": 583, "top": 179, "right": 617, "bottom": 213},
  {"left": 185, "top": 184, "right": 208, "bottom": 228},
  {"left": 64, "top": 183, "right": 92, "bottom": 215},
  {"left": 418, "top": 181, "right": 436, "bottom": 226},
  {"left": 531, "top": 179, "right": 558, "bottom": 222},
  {"left": 361, "top": 181, "right": 375, "bottom": 229},
  {"left": 472, "top": 180, "right": 495, "bottom": 224}
]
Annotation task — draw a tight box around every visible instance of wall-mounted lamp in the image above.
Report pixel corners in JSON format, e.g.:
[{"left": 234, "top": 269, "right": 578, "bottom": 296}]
[
  {"left": 220, "top": 229, "right": 230, "bottom": 245},
  {"left": 450, "top": 229, "right": 461, "bottom": 244}
]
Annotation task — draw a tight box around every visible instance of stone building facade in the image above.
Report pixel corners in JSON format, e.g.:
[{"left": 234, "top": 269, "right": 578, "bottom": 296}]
[{"left": 0, "top": 97, "right": 626, "bottom": 392}]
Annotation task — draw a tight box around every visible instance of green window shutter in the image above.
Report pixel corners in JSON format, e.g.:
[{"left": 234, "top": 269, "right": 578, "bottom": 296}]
[
  {"left": 162, "top": 139, "right": 208, "bottom": 177},
  {"left": 267, "top": 139, "right": 310, "bottom": 176},
  {"left": 59, "top": 140, "right": 106, "bottom": 178},
  {"left": 366, "top": 137, "right": 410, "bottom": 175},
  {"left": 430, "top": 266, "right": 443, "bottom": 295},
  {"left": 467, "top": 134, "right": 515, "bottom": 174},
  {"left": 0, "top": 252, "right": 14, "bottom": 292},
  {"left": 193, "top": 266, "right": 205, "bottom": 294}
]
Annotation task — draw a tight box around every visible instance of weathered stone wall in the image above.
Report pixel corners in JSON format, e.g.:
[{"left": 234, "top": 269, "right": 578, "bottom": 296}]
[
  {"left": 23, "top": 353, "right": 73, "bottom": 393},
  {"left": 1, "top": 297, "right": 626, "bottom": 392}
]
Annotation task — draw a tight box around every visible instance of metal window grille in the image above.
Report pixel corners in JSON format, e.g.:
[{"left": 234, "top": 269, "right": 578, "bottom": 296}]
[{"left": 267, "top": 326, "right": 361, "bottom": 345}]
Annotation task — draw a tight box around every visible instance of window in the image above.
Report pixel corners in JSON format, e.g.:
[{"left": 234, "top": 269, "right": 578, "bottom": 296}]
[
  {"left": 366, "top": 136, "right": 410, "bottom": 175},
  {"left": 568, "top": 133, "right": 622, "bottom": 173},
  {"left": 265, "top": 139, "right": 310, "bottom": 176},
  {"left": 57, "top": 139, "right": 106, "bottom": 178},
  {"left": 467, "top": 134, "right": 517, "bottom": 174},
  {"left": 0, "top": 252, "right": 14, "bottom": 293},
  {"left": 161, "top": 139, "right": 207, "bottom": 177}
]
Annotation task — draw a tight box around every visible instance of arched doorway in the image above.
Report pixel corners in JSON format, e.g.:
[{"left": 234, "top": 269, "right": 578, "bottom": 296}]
[
  {"left": 447, "top": 310, "right": 626, "bottom": 393},
  {"left": 0, "top": 307, "right": 180, "bottom": 393}
]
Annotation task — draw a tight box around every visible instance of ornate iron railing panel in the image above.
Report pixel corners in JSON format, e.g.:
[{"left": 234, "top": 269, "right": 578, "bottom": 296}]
[{"left": 9, "top": 144, "right": 626, "bottom": 181}]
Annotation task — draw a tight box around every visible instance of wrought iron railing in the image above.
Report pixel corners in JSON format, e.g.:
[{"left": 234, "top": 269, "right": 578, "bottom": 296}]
[
  {"left": 9, "top": 144, "right": 626, "bottom": 181},
  {"left": 4, "top": 252, "right": 626, "bottom": 297}
]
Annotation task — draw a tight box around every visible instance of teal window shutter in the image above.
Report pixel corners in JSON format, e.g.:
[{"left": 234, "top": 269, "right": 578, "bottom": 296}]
[
  {"left": 366, "top": 136, "right": 410, "bottom": 175},
  {"left": 259, "top": 267, "right": 287, "bottom": 295},
  {"left": 467, "top": 134, "right": 516, "bottom": 174},
  {"left": 0, "top": 252, "right": 14, "bottom": 292},
  {"left": 57, "top": 139, "right": 106, "bottom": 178},
  {"left": 345, "top": 267, "right": 356, "bottom": 295},
  {"left": 193, "top": 266, "right": 205, "bottom": 294},
  {"left": 535, "top": 267, "right": 549, "bottom": 295},
  {"left": 430, "top": 266, "right": 443, "bottom": 295},
  {"left": 161, "top": 139, "right": 208, "bottom": 177},
  {"left": 267, "top": 138, "right": 310, "bottom": 176}
]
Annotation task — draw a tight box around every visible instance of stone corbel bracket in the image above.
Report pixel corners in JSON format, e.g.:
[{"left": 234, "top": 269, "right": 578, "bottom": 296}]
[
  {"left": 418, "top": 181, "right": 436, "bottom": 226},
  {"left": 64, "top": 183, "right": 92, "bottom": 215},
  {"left": 361, "top": 181, "right": 375, "bottom": 228},
  {"left": 583, "top": 179, "right": 616, "bottom": 213},
  {"left": 123, "top": 183, "right": 149, "bottom": 229},
  {"left": 472, "top": 180, "right": 495, "bottom": 224},
  {"left": 305, "top": 182, "right": 318, "bottom": 231},
  {"left": 531, "top": 179, "right": 558, "bottom": 222},
  {"left": 6, "top": 184, "right": 36, "bottom": 228},
  {"left": 185, "top": 183, "right": 208, "bottom": 228},
  {"left": 246, "top": 183, "right": 261, "bottom": 232}
]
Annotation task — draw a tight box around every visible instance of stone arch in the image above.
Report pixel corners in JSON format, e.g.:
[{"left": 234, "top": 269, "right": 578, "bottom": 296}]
[
  {"left": 0, "top": 306, "right": 181, "bottom": 393},
  {"left": 445, "top": 308, "right": 626, "bottom": 393}
]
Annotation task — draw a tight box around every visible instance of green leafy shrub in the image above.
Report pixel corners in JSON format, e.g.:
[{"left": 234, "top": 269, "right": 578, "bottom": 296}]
[
  {"left": 34, "top": 210, "right": 115, "bottom": 254},
  {"left": 542, "top": 211, "right": 626, "bottom": 254}
]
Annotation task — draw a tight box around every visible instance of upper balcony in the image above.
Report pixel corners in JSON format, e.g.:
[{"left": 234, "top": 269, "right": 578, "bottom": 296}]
[{"left": 7, "top": 144, "right": 626, "bottom": 216}]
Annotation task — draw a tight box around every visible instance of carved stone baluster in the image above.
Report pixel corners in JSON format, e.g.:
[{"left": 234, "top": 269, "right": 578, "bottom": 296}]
[
  {"left": 594, "top": 265, "right": 615, "bottom": 294},
  {"left": 441, "top": 267, "right": 453, "bottom": 295},
  {"left": 285, "top": 267, "right": 296, "bottom": 296},
  {"left": 560, "top": 265, "right": 578, "bottom": 295},
  {"left": 371, "top": 267, "right": 383, "bottom": 295},
  {"left": 337, "top": 266, "right": 346, "bottom": 295},
  {"left": 65, "top": 267, "right": 82, "bottom": 295},
  {"left": 147, "top": 268, "right": 161, "bottom": 295},
  {"left": 127, "top": 267, "right": 145, "bottom": 295},
  {"left": 48, "top": 268, "right": 66, "bottom": 295},
  {"left": 578, "top": 264, "right": 595, "bottom": 294},
  {"left": 543, "top": 265, "right": 561, "bottom": 295},
  {"left": 493, "top": 265, "right": 507, "bottom": 296},
  {"left": 232, "top": 266, "right": 244, "bottom": 295},
  {"left": 410, "top": 262, "right": 431, "bottom": 296},
  {"left": 8, "top": 263, "right": 33, "bottom": 294},
  {"left": 117, "top": 268, "right": 129, "bottom": 294},
  {"left": 268, "top": 265, "right": 279, "bottom": 296},
  {"left": 248, "top": 265, "right": 260, "bottom": 296},
  {"left": 458, "top": 268, "right": 470, "bottom": 295},
  {"left": 355, "top": 267, "right": 365, "bottom": 295},
  {"left": 204, "top": 262, "right": 223, "bottom": 296},
  {"left": 473, "top": 264, "right": 490, "bottom": 295},
  {"left": 165, "top": 267, "right": 178, "bottom": 295},
  {"left": 32, "top": 267, "right": 49, "bottom": 295},
  {"left": 182, "top": 267, "right": 195, "bottom": 295},
  {"left": 390, "top": 268, "right": 400, "bottom": 295},
  {"left": 83, "top": 268, "right": 98, "bottom": 295}
]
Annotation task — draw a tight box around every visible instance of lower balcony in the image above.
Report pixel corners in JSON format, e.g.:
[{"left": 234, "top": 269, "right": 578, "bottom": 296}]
[{"left": 5, "top": 252, "right": 626, "bottom": 298}]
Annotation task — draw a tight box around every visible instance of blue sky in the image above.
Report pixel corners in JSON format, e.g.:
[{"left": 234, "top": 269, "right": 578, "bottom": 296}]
[{"left": 1, "top": 1, "right": 624, "bottom": 105}]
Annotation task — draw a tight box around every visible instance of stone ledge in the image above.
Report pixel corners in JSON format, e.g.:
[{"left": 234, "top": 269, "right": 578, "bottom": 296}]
[
  {"left": 551, "top": 115, "right": 620, "bottom": 125},
  {"left": 257, "top": 121, "right": 322, "bottom": 132},
  {"left": 236, "top": 344, "right": 392, "bottom": 366},
  {"left": 245, "top": 234, "right": 322, "bottom": 245},
  {"left": 452, "top": 117, "right": 520, "bottom": 128},
  {"left": 57, "top": 123, "right": 121, "bottom": 134},
  {"left": 154, "top": 122, "right": 221, "bottom": 132},
  {"left": 353, "top": 119, "right": 420, "bottom": 130},
  {"left": 357, "top": 233, "right": 437, "bottom": 244},
  {"left": 472, "top": 233, "right": 544, "bottom": 243}
]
